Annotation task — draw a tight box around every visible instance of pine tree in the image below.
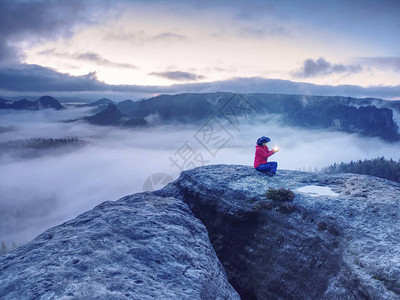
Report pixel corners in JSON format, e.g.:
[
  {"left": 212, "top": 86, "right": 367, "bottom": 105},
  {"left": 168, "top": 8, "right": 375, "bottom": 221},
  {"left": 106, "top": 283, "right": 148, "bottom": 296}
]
[
  {"left": 0, "top": 241, "right": 8, "bottom": 255},
  {"left": 323, "top": 157, "right": 400, "bottom": 183}
]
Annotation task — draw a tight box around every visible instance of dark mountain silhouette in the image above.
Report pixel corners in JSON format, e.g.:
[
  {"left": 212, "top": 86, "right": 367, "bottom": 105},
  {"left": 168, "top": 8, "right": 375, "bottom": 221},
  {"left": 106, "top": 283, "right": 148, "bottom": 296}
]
[
  {"left": 79, "top": 98, "right": 115, "bottom": 107},
  {"left": 116, "top": 99, "right": 136, "bottom": 114},
  {"left": 9, "top": 99, "right": 32, "bottom": 109},
  {"left": 0, "top": 102, "right": 9, "bottom": 109},
  {"left": 83, "top": 103, "right": 125, "bottom": 125},
  {"left": 36, "top": 96, "right": 64, "bottom": 110},
  {"left": 113, "top": 92, "right": 400, "bottom": 141},
  {"left": 0, "top": 95, "right": 64, "bottom": 110},
  {"left": 73, "top": 98, "right": 116, "bottom": 114},
  {"left": 83, "top": 103, "right": 147, "bottom": 127}
]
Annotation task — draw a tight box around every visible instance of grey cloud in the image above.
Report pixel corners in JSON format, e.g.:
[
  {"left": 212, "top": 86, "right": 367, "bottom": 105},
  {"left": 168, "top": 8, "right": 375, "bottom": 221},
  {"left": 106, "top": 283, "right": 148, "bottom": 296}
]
[
  {"left": 0, "top": 64, "right": 106, "bottom": 92},
  {"left": 167, "top": 77, "right": 400, "bottom": 100},
  {"left": 0, "top": 1, "right": 106, "bottom": 64},
  {"left": 104, "top": 31, "right": 145, "bottom": 43},
  {"left": 149, "top": 32, "right": 187, "bottom": 41},
  {"left": 1, "top": 64, "right": 400, "bottom": 100},
  {"left": 77, "top": 52, "right": 137, "bottom": 69},
  {"left": 149, "top": 71, "right": 205, "bottom": 81},
  {"left": 38, "top": 49, "right": 137, "bottom": 69},
  {"left": 0, "top": 39, "right": 20, "bottom": 65},
  {"left": 0, "top": 64, "right": 168, "bottom": 93},
  {"left": 294, "top": 58, "right": 362, "bottom": 78},
  {"left": 358, "top": 57, "right": 400, "bottom": 72},
  {"left": 104, "top": 31, "right": 186, "bottom": 44},
  {"left": 238, "top": 25, "right": 290, "bottom": 38}
]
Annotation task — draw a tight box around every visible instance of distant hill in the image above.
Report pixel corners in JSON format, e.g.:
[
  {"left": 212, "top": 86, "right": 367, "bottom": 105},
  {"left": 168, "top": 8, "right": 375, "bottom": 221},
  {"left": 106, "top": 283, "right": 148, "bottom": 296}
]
[
  {"left": 83, "top": 103, "right": 147, "bottom": 127},
  {"left": 72, "top": 98, "right": 117, "bottom": 114},
  {"left": 36, "top": 96, "right": 64, "bottom": 110},
  {"left": 116, "top": 99, "right": 137, "bottom": 114},
  {"left": 77, "top": 98, "right": 115, "bottom": 107},
  {"left": 0, "top": 95, "right": 64, "bottom": 110},
  {"left": 112, "top": 92, "right": 400, "bottom": 141},
  {"left": 89, "top": 98, "right": 115, "bottom": 106}
]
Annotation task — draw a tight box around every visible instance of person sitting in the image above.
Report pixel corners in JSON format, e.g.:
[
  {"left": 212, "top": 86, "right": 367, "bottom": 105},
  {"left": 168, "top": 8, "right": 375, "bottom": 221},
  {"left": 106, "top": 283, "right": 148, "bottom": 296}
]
[{"left": 254, "top": 136, "right": 279, "bottom": 176}]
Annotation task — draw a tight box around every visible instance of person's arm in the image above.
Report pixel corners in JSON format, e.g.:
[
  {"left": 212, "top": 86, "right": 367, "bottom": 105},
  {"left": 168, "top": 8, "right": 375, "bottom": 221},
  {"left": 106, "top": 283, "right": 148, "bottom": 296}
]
[
  {"left": 265, "top": 149, "right": 275, "bottom": 158},
  {"left": 262, "top": 147, "right": 275, "bottom": 158}
]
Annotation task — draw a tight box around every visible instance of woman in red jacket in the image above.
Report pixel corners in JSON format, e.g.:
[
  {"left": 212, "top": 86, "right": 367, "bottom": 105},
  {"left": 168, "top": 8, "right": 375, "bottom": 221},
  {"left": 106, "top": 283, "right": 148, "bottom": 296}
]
[{"left": 254, "top": 136, "right": 279, "bottom": 176}]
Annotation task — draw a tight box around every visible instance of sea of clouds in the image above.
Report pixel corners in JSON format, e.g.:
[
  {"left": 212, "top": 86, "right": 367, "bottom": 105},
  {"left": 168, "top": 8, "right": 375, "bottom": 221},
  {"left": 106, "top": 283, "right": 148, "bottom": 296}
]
[{"left": 1, "top": 105, "right": 399, "bottom": 247}]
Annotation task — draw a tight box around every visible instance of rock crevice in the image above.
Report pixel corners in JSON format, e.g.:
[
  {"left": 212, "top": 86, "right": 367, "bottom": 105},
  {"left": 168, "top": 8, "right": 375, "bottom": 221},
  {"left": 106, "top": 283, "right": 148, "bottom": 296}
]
[{"left": 156, "top": 165, "right": 400, "bottom": 300}]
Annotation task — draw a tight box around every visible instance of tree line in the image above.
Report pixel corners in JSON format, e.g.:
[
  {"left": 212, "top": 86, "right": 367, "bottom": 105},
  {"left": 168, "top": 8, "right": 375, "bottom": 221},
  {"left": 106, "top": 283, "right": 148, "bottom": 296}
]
[
  {"left": 323, "top": 157, "right": 400, "bottom": 183},
  {"left": 1, "top": 137, "right": 86, "bottom": 149},
  {"left": 0, "top": 241, "right": 17, "bottom": 256}
]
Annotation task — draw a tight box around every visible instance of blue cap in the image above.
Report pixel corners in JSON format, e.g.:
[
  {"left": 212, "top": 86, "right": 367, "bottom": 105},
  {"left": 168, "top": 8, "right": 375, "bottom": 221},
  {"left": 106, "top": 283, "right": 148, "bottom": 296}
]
[{"left": 257, "top": 136, "right": 270, "bottom": 146}]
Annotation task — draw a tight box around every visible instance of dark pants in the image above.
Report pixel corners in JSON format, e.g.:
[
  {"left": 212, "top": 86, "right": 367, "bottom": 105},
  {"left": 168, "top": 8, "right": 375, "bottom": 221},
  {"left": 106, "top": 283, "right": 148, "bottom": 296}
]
[{"left": 256, "top": 162, "right": 278, "bottom": 175}]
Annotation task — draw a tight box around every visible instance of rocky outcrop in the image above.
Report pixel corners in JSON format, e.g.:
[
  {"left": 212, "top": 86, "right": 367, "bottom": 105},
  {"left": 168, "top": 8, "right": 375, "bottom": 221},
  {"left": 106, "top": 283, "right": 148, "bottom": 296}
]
[
  {"left": 75, "top": 98, "right": 116, "bottom": 113},
  {"left": 1, "top": 164, "right": 399, "bottom": 299},
  {"left": 155, "top": 165, "right": 400, "bottom": 299},
  {"left": 0, "top": 192, "right": 239, "bottom": 299},
  {"left": 83, "top": 98, "right": 115, "bottom": 107},
  {"left": 83, "top": 103, "right": 147, "bottom": 127},
  {"left": 0, "top": 95, "right": 64, "bottom": 110},
  {"left": 120, "top": 92, "right": 400, "bottom": 141}
]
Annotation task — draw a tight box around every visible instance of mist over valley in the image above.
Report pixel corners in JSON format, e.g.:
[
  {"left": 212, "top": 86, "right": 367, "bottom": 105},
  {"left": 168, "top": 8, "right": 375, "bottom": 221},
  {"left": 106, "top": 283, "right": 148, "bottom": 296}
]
[{"left": 1, "top": 93, "right": 399, "bottom": 248}]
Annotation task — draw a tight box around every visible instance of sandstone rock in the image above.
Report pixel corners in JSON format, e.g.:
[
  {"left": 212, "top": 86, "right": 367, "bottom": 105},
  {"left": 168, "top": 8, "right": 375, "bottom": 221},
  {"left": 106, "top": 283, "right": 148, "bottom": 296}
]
[
  {"left": 2, "top": 164, "right": 399, "bottom": 299},
  {"left": 156, "top": 164, "right": 400, "bottom": 299},
  {"left": 0, "top": 192, "right": 239, "bottom": 299}
]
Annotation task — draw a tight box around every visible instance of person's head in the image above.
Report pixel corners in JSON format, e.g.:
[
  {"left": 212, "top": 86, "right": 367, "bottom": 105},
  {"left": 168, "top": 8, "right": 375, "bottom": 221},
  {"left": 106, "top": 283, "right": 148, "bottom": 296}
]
[{"left": 257, "top": 136, "right": 270, "bottom": 146}]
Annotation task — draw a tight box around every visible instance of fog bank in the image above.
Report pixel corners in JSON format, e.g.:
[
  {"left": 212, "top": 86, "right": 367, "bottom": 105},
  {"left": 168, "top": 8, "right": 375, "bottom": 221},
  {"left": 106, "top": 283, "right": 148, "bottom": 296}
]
[{"left": 1, "top": 108, "right": 399, "bottom": 247}]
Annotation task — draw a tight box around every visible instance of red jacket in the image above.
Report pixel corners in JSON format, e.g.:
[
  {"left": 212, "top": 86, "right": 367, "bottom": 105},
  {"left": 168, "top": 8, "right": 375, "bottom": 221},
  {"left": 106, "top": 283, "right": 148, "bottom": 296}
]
[{"left": 254, "top": 145, "right": 275, "bottom": 168}]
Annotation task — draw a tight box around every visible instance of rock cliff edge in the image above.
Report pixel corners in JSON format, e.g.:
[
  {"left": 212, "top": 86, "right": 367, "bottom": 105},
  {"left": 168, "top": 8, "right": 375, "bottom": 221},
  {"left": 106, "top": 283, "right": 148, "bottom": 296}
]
[{"left": 1, "top": 165, "right": 400, "bottom": 299}]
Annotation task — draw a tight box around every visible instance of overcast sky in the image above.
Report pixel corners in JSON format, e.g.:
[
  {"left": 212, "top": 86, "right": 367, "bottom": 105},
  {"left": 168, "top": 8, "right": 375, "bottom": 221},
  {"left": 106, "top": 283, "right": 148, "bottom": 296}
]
[
  {"left": 2, "top": 0, "right": 400, "bottom": 249},
  {"left": 0, "top": 0, "right": 399, "bottom": 99}
]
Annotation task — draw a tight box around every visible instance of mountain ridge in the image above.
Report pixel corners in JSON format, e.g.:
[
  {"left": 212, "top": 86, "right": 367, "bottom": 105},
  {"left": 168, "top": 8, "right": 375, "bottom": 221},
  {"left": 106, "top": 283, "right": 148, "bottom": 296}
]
[
  {"left": 0, "top": 95, "right": 64, "bottom": 110},
  {"left": 90, "top": 92, "right": 400, "bottom": 141}
]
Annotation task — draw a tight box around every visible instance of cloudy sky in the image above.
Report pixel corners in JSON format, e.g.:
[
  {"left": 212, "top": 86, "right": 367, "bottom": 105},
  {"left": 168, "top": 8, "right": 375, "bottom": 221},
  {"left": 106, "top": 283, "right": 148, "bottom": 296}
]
[
  {"left": 2, "top": 0, "right": 400, "bottom": 249},
  {"left": 0, "top": 0, "right": 399, "bottom": 99}
]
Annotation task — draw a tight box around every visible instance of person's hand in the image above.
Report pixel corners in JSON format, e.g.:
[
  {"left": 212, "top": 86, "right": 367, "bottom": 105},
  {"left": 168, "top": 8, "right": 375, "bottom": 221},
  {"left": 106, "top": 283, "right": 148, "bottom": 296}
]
[{"left": 273, "top": 146, "right": 279, "bottom": 152}]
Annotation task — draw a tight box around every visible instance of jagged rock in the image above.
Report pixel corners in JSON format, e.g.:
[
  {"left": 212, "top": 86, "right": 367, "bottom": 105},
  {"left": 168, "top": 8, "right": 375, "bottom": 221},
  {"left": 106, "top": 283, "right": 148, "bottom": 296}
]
[
  {"left": 83, "top": 103, "right": 125, "bottom": 125},
  {"left": 123, "top": 93, "right": 400, "bottom": 141},
  {"left": 117, "top": 99, "right": 136, "bottom": 114},
  {"left": 0, "top": 192, "right": 239, "bottom": 300},
  {"left": 85, "top": 98, "right": 115, "bottom": 107},
  {"left": 83, "top": 103, "right": 147, "bottom": 127},
  {"left": 155, "top": 165, "right": 400, "bottom": 299},
  {"left": 2, "top": 164, "right": 399, "bottom": 299},
  {"left": 75, "top": 98, "right": 116, "bottom": 113},
  {"left": 0, "top": 96, "right": 64, "bottom": 110}
]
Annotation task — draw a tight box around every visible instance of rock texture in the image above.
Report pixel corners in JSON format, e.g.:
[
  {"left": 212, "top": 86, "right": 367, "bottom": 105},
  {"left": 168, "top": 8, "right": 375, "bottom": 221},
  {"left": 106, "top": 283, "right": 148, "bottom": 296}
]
[
  {"left": 1, "top": 164, "right": 400, "bottom": 300},
  {"left": 156, "top": 165, "right": 400, "bottom": 299},
  {"left": 0, "top": 192, "right": 239, "bottom": 299}
]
